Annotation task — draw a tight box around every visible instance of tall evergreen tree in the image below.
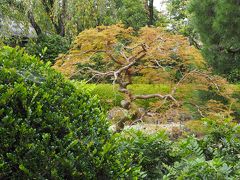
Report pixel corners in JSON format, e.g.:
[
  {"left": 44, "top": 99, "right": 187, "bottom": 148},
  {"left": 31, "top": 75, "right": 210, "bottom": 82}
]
[{"left": 190, "top": 0, "right": 240, "bottom": 82}]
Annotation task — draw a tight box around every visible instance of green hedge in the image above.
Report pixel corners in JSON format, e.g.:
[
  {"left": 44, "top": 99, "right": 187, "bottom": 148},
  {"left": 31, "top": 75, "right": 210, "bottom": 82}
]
[{"left": 0, "top": 47, "right": 142, "bottom": 179}]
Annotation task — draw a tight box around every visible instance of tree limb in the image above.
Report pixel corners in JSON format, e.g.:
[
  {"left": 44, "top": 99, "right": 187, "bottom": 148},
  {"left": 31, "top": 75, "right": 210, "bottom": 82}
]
[{"left": 133, "top": 94, "right": 178, "bottom": 104}]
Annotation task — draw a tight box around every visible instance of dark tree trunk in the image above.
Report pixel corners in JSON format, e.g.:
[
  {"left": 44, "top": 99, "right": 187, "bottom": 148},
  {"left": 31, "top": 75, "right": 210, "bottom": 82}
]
[
  {"left": 41, "top": 0, "right": 66, "bottom": 36},
  {"left": 148, "top": 0, "right": 154, "bottom": 26},
  {"left": 144, "top": 0, "right": 154, "bottom": 26},
  {"left": 57, "top": 0, "right": 66, "bottom": 36},
  {"left": 145, "top": 0, "right": 150, "bottom": 22},
  {"left": 27, "top": 11, "right": 42, "bottom": 35}
]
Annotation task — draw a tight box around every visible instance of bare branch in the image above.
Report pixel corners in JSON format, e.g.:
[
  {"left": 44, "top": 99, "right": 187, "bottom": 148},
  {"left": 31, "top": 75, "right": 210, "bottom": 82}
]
[
  {"left": 105, "top": 51, "right": 124, "bottom": 65},
  {"left": 133, "top": 94, "right": 178, "bottom": 104},
  {"left": 187, "top": 102, "right": 205, "bottom": 118},
  {"left": 113, "top": 52, "right": 147, "bottom": 84},
  {"left": 194, "top": 71, "right": 220, "bottom": 91},
  {"left": 150, "top": 59, "right": 166, "bottom": 71},
  {"left": 195, "top": 104, "right": 205, "bottom": 118},
  {"left": 171, "top": 69, "right": 198, "bottom": 95},
  {"left": 120, "top": 50, "right": 129, "bottom": 63}
]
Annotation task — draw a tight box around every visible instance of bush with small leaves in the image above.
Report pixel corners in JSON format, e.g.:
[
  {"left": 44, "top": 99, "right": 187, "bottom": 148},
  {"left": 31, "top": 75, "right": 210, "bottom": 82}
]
[
  {"left": 94, "top": 133, "right": 144, "bottom": 179},
  {"left": 0, "top": 47, "right": 142, "bottom": 179}
]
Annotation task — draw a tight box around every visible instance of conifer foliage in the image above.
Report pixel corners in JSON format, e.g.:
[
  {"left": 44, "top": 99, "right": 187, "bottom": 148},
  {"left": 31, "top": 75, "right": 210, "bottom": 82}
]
[{"left": 190, "top": 0, "right": 240, "bottom": 82}]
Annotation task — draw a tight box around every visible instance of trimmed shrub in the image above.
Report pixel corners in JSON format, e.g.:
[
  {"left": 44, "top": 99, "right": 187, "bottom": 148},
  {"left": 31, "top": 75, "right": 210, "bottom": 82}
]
[
  {"left": 25, "top": 34, "right": 70, "bottom": 63},
  {"left": 90, "top": 84, "right": 124, "bottom": 109},
  {"left": 83, "top": 84, "right": 171, "bottom": 110},
  {"left": 0, "top": 47, "right": 141, "bottom": 179}
]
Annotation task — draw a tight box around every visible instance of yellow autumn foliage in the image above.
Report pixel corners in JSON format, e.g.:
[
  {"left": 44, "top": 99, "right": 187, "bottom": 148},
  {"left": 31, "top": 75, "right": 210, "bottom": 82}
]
[{"left": 54, "top": 24, "right": 205, "bottom": 82}]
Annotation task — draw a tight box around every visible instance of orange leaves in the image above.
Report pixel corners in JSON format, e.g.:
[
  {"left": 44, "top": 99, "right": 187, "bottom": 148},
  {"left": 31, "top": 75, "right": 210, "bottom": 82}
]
[{"left": 53, "top": 24, "right": 205, "bottom": 83}]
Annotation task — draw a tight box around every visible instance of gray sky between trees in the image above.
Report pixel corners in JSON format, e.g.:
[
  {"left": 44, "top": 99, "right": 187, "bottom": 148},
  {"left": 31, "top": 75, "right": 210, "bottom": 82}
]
[{"left": 154, "top": 0, "right": 167, "bottom": 13}]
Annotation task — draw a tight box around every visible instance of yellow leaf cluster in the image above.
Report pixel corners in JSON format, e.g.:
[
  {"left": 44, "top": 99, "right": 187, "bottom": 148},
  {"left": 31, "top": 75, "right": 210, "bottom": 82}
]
[{"left": 53, "top": 24, "right": 205, "bottom": 82}]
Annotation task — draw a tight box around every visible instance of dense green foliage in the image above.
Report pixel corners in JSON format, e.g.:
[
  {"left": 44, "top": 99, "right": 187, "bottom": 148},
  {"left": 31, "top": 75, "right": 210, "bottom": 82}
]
[
  {"left": 0, "top": 47, "right": 142, "bottom": 179},
  {"left": 0, "top": 39, "right": 4, "bottom": 47},
  {"left": 25, "top": 34, "right": 70, "bottom": 63},
  {"left": 1, "top": 46, "right": 239, "bottom": 179},
  {"left": 114, "top": 118, "right": 240, "bottom": 179},
  {"left": 165, "top": 118, "right": 240, "bottom": 179},
  {"left": 118, "top": 130, "right": 175, "bottom": 179},
  {"left": 167, "top": 0, "right": 191, "bottom": 35},
  {"left": 190, "top": 0, "right": 240, "bottom": 82},
  {"left": 0, "top": 45, "right": 239, "bottom": 179}
]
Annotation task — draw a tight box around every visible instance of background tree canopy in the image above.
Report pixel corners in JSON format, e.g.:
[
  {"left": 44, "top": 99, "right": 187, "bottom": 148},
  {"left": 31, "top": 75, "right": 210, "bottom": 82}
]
[
  {"left": 0, "top": 0, "right": 160, "bottom": 39},
  {"left": 166, "top": 0, "right": 201, "bottom": 49}
]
